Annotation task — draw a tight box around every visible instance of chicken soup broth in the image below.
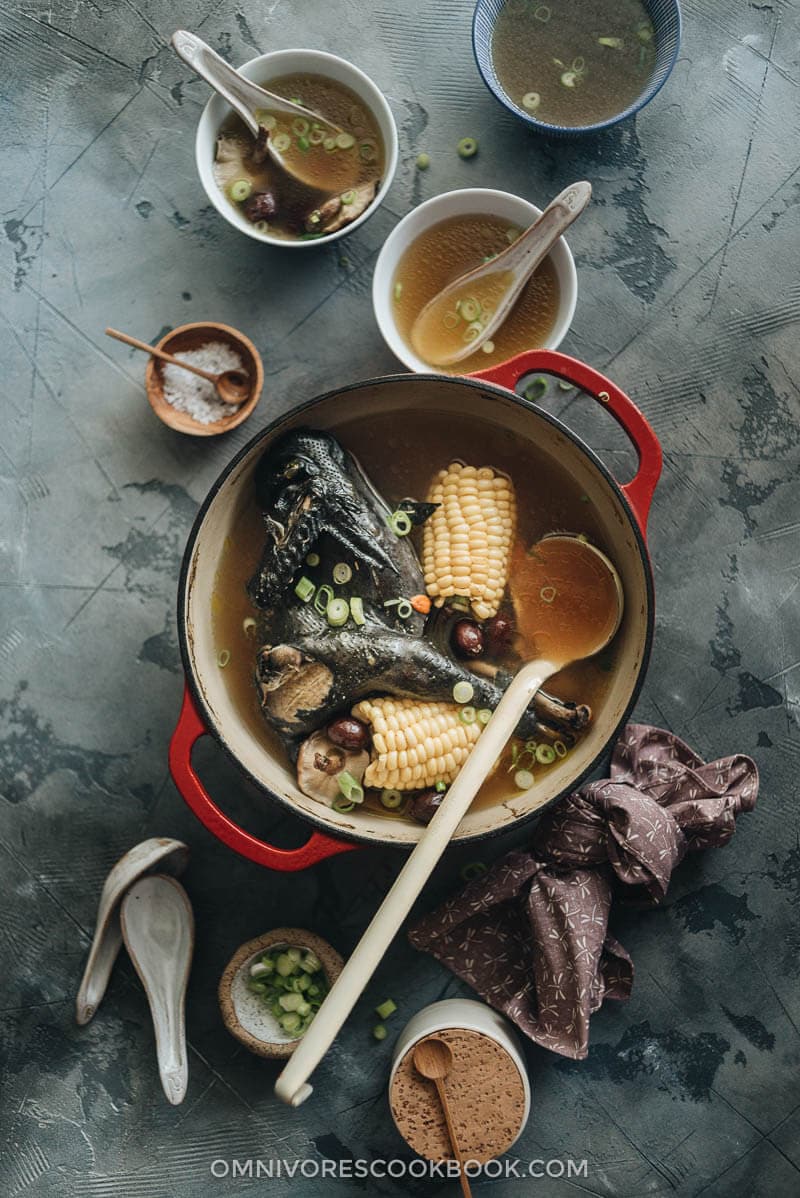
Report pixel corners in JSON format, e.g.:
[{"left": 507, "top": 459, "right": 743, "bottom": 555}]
[
  {"left": 212, "top": 409, "right": 617, "bottom": 820},
  {"left": 491, "top": 0, "right": 657, "bottom": 128},
  {"left": 392, "top": 214, "right": 560, "bottom": 371},
  {"left": 214, "top": 72, "right": 384, "bottom": 240}
]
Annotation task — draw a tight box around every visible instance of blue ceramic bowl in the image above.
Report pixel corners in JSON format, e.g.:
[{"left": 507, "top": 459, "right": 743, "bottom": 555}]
[{"left": 473, "top": 0, "right": 682, "bottom": 137}]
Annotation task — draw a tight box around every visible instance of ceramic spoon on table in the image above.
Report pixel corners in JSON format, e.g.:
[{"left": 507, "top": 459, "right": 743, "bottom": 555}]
[
  {"left": 410, "top": 181, "right": 591, "bottom": 366},
  {"left": 75, "top": 838, "right": 189, "bottom": 1026},
  {"left": 275, "top": 533, "right": 623, "bottom": 1107},
  {"left": 121, "top": 875, "right": 195, "bottom": 1105},
  {"left": 170, "top": 31, "right": 358, "bottom": 193}
]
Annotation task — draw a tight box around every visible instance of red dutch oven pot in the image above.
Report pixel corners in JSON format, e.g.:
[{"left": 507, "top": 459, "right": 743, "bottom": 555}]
[{"left": 170, "top": 351, "right": 661, "bottom": 870}]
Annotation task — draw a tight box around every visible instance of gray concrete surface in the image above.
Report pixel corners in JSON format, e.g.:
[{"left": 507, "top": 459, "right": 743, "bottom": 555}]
[{"left": 2, "top": 0, "right": 799, "bottom": 1195}]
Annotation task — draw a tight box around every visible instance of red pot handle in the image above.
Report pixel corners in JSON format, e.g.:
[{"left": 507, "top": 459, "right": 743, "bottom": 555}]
[
  {"left": 169, "top": 685, "right": 358, "bottom": 870},
  {"left": 469, "top": 349, "right": 662, "bottom": 535}
]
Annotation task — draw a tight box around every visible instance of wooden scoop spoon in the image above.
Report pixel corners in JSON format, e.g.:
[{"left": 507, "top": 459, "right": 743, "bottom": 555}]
[
  {"left": 414, "top": 1038, "right": 473, "bottom": 1198},
  {"left": 274, "top": 534, "right": 622, "bottom": 1108},
  {"left": 121, "top": 875, "right": 194, "bottom": 1105},
  {"left": 411, "top": 181, "right": 591, "bottom": 366},
  {"left": 105, "top": 327, "right": 251, "bottom": 406}
]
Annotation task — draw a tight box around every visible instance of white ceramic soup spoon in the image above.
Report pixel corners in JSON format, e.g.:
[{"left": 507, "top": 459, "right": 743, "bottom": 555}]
[
  {"left": 410, "top": 181, "right": 591, "bottom": 367},
  {"left": 171, "top": 31, "right": 363, "bottom": 193},
  {"left": 121, "top": 875, "right": 194, "bottom": 1105},
  {"left": 274, "top": 534, "right": 622, "bottom": 1107}
]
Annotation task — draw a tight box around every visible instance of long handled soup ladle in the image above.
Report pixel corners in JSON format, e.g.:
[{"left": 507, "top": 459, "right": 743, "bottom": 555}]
[
  {"left": 275, "top": 533, "right": 623, "bottom": 1107},
  {"left": 410, "top": 181, "right": 591, "bottom": 367},
  {"left": 105, "top": 327, "right": 251, "bottom": 406}
]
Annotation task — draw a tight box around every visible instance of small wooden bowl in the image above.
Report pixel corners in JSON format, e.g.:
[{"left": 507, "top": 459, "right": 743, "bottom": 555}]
[
  {"left": 218, "top": 928, "right": 343, "bottom": 1060},
  {"left": 144, "top": 321, "right": 263, "bottom": 437}
]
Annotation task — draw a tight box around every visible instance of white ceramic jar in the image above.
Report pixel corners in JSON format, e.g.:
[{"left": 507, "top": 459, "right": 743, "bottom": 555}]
[{"left": 389, "top": 999, "right": 531, "bottom": 1162}]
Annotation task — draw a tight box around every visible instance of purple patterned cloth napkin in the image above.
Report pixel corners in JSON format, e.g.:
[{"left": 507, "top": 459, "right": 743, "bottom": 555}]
[{"left": 408, "top": 723, "right": 758, "bottom": 1059}]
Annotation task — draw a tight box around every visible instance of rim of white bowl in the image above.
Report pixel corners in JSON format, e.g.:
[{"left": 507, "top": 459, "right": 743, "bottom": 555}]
[
  {"left": 372, "top": 188, "right": 578, "bottom": 373},
  {"left": 195, "top": 48, "right": 399, "bottom": 249}
]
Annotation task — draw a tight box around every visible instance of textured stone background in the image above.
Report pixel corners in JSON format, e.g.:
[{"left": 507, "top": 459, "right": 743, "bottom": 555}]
[{"left": 1, "top": 0, "right": 799, "bottom": 1195}]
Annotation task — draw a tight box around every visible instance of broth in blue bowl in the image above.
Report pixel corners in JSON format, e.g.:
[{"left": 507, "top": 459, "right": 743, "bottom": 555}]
[{"left": 473, "top": 0, "right": 681, "bottom": 137}]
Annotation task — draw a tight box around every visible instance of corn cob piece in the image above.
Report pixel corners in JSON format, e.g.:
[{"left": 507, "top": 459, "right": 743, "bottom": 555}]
[
  {"left": 352, "top": 697, "right": 483, "bottom": 791},
  {"left": 422, "top": 461, "right": 516, "bottom": 621}
]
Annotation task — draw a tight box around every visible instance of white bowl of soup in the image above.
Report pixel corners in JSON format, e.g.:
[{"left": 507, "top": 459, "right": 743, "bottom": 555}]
[
  {"left": 196, "top": 49, "right": 399, "bottom": 247},
  {"left": 372, "top": 189, "right": 577, "bottom": 373}
]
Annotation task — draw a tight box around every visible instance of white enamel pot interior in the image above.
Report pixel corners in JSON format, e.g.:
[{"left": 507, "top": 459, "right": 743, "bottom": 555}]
[{"left": 177, "top": 366, "right": 655, "bottom": 850}]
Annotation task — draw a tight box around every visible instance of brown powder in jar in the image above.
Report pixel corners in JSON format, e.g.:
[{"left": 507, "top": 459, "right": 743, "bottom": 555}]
[{"left": 389, "top": 1028, "right": 528, "bottom": 1163}]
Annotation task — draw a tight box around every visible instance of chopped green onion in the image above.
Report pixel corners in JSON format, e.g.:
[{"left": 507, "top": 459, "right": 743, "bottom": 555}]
[
  {"left": 380, "top": 788, "right": 404, "bottom": 810},
  {"left": 336, "top": 131, "right": 356, "bottom": 149},
  {"left": 323, "top": 136, "right": 337, "bottom": 151},
  {"left": 287, "top": 948, "right": 302, "bottom": 963},
  {"left": 337, "top": 770, "right": 364, "bottom": 804},
  {"left": 228, "top": 178, "right": 252, "bottom": 203},
  {"left": 296, "top": 135, "right": 310, "bottom": 152},
  {"left": 276, "top": 953, "right": 294, "bottom": 977},
  {"left": 477, "top": 708, "right": 492, "bottom": 725},
  {"left": 534, "top": 3, "right": 550, "bottom": 21},
  {"left": 350, "top": 596, "right": 366, "bottom": 626},
  {"left": 558, "top": 379, "right": 574, "bottom": 391},
  {"left": 389, "top": 509, "right": 413, "bottom": 536},
  {"left": 443, "top": 311, "right": 460, "bottom": 330},
  {"left": 217, "top": 649, "right": 230, "bottom": 668},
  {"left": 524, "top": 376, "right": 548, "bottom": 401},
  {"left": 373, "top": 1023, "right": 388, "bottom": 1041},
  {"left": 332, "top": 562, "right": 352, "bottom": 585},
  {"left": 394, "top": 599, "right": 411, "bottom": 619},
  {"left": 572, "top": 56, "right": 586, "bottom": 73},
  {"left": 302, "top": 951, "right": 321, "bottom": 972},
  {"left": 309, "top": 127, "right": 325, "bottom": 145},
  {"left": 514, "top": 768, "right": 535, "bottom": 790},
  {"left": 523, "top": 91, "right": 541, "bottom": 112},
  {"left": 243, "top": 616, "right": 257, "bottom": 636},
  {"left": 295, "top": 576, "right": 316, "bottom": 603},
  {"left": 281, "top": 1012, "right": 302, "bottom": 1034},
  {"left": 416, "top": 152, "right": 430, "bottom": 170},
  {"left": 638, "top": 20, "right": 653, "bottom": 42},
  {"left": 450, "top": 595, "right": 470, "bottom": 611},
  {"left": 341, "top": 190, "right": 356, "bottom": 205},
  {"left": 292, "top": 117, "right": 309, "bottom": 136},
  {"left": 457, "top": 137, "right": 478, "bottom": 159},
  {"left": 554, "top": 740, "right": 568, "bottom": 758},
  {"left": 460, "top": 861, "right": 488, "bottom": 882},
  {"left": 463, "top": 321, "right": 482, "bottom": 343},
  {"left": 459, "top": 705, "right": 477, "bottom": 725},
  {"left": 394, "top": 281, "right": 403, "bottom": 301},
  {"left": 535, "top": 744, "right": 556, "bottom": 764},
  {"left": 359, "top": 141, "right": 377, "bottom": 162},
  {"left": 272, "top": 132, "right": 292, "bottom": 153},
  {"left": 306, "top": 552, "right": 320, "bottom": 567},
  {"left": 598, "top": 36, "right": 624, "bottom": 48},
  {"left": 332, "top": 796, "right": 356, "bottom": 813},
  {"left": 255, "top": 111, "right": 277, "bottom": 130},
  {"left": 435, "top": 780, "right": 447, "bottom": 793},
  {"left": 561, "top": 71, "right": 578, "bottom": 88},
  {"left": 482, "top": 340, "right": 495, "bottom": 354},
  {"left": 308, "top": 211, "right": 321, "bottom": 226},
  {"left": 460, "top": 297, "right": 481, "bottom": 322},
  {"left": 540, "top": 586, "right": 557, "bottom": 603},
  {"left": 314, "top": 584, "right": 334, "bottom": 614},
  {"left": 279, "top": 991, "right": 303, "bottom": 1012},
  {"left": 327, "top": 597, "right": 350, "bottom": 627},
  {"left": 254, "top": 220, "right": 270, "bottom": 234},
  {"left": 506, "top": 226, "right": 522, "bottom": 243},
  {"left": 375, "top": 999, "right": 397, "bottom": 1020},
  {"left": 453, "top": 680, "right": 474, "bottom": 705},
  {"left": 250, "top": 961, "right": 271, "bottom": 978}
]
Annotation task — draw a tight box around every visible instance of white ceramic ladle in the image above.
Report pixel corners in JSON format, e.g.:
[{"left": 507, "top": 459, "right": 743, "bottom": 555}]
[
  {"left": 410, "top": 181, "right": 591, "bottom": 366},
  {"left": 171, "top": 30, "right": 352, "bottom": 192},
  {"left": 121, "top": 875, "right": 195, "bottom": 1105},
  {"left": 275, "top": 534, "right": 622, "bottom": 1106},
  {"left": 75, "top": 838, "right": 189, "bottom": 1026}
]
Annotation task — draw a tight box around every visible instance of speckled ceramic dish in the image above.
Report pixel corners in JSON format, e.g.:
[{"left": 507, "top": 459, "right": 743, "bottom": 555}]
[{"left": 218, "top": 928, "right": 344, "bottom": 1059}]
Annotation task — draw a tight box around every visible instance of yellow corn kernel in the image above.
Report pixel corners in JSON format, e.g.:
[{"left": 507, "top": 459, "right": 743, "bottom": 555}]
[{"left": 352, "top": 697, "right": 484, "bottom": 790}]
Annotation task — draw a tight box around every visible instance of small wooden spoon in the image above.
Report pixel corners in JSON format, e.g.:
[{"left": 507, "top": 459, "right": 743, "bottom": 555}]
[
  {"left": 105, "top": 327, "right": 251, "bottom": 406},
  {"left": 411, "top": 181, "right": 591, "bottom": 366},
  {"left": 275, "top": 535, "right": 622, "bottom": 1108},
  {"left": 414, "top": 1038, "right": 473, "bottom": 1198}
]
